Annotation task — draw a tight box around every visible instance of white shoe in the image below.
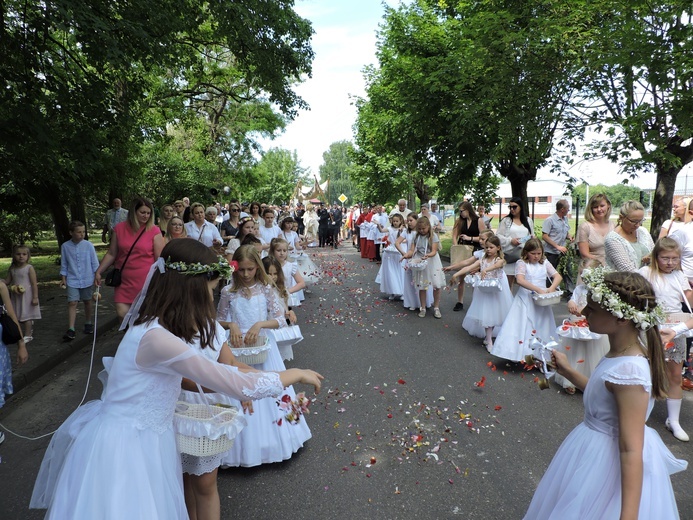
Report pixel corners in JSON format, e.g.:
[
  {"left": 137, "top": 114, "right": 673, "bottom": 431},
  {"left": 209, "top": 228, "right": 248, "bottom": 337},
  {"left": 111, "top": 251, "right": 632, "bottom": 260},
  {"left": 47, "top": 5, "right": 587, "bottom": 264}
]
[
  {"left": 666, "top": 419, "right": 690, "bottom": 442},
  {"left": 409, "top": 307, "right": 417, "bottom": 311},
  {"left": 23, "top": 336, "right": 33, "bottom": 344},
  {"left": 433, "top": 308, "right": 442, "bottom": 319},
  {"left": 418, "top": 308, "right": 426, "bottom": 318}
]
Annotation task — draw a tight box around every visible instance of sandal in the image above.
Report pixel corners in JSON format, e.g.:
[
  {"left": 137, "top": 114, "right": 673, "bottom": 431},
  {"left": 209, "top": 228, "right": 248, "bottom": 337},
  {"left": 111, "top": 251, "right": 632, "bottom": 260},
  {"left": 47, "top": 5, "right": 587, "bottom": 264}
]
[{"left": 565, "top": 386, "right": 576, "bottom": 395}]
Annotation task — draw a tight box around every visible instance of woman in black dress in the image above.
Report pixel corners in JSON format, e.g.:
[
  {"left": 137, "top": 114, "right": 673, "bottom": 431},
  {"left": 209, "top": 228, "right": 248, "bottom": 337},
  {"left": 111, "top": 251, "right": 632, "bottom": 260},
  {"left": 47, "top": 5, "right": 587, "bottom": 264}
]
[{"left": 449, "top": 201, "right": 487, "bottom": 311}]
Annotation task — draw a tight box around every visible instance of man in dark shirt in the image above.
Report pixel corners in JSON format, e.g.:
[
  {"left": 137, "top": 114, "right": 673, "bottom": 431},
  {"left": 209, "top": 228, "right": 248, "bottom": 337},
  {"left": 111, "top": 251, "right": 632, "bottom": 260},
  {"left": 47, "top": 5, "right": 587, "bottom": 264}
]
[{"left": 330, "top": 203, "right": 343, "bottom": 249}]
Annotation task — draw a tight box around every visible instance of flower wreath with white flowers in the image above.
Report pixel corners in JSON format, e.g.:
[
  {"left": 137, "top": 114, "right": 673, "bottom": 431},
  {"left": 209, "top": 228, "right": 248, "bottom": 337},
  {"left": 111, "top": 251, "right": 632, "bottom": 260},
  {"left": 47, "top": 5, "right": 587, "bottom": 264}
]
[
  {"left": 165, "top": 257, "right": 236, "bottom": 280},
  {"left": 581, "top": 267, "right": 665, "bottom": 330}
]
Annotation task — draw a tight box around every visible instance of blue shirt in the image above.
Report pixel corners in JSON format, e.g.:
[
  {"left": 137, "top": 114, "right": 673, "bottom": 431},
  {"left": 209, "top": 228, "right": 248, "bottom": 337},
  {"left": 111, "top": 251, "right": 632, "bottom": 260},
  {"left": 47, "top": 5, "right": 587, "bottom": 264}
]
[
  {"left": 60, "top": 239, "right": 99, "bottom": 289},
  {"left": 541, "top": 212, "right": 570, "bottom": 254}
]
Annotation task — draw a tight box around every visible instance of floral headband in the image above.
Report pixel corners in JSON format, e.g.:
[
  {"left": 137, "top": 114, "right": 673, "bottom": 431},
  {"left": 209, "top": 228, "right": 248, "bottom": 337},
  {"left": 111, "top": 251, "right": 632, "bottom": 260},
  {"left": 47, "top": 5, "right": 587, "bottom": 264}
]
[
  {"left": 164, "top": 257, "right": 237, "bottom": 280},
  {"left": 581, "top": 267, "right": 665, "bottom": 330}
]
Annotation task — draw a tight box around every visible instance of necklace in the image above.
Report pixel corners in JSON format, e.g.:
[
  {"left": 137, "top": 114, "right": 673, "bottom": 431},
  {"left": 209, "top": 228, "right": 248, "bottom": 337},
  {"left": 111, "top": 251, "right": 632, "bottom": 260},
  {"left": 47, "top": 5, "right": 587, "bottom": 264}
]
[{"left": 608, "top": 342, "right": 645, "bottom": 357}]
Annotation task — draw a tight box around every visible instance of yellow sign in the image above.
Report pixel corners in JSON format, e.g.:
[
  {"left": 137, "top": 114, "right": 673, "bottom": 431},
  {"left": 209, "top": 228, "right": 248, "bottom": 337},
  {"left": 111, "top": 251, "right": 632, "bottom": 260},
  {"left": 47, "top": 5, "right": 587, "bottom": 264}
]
[{"left": 338, "top": 194, "right": 347, "bottom": 203}]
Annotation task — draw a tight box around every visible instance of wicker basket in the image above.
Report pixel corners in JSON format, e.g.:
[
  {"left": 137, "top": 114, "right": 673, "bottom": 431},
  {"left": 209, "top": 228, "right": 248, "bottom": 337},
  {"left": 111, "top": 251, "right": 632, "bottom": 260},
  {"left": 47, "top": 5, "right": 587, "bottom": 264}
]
[
  {"left": 174, "top": 403, "right": 239, "bottom": 457},
  {"left": 230, "top": 334, "right": 270, "bottom": 365},
  {"left": 408, "top": 259, "right": 428, "bottom": 271},
  {"left": 532, "top": 290, "right": 563, "bottom": 306}
]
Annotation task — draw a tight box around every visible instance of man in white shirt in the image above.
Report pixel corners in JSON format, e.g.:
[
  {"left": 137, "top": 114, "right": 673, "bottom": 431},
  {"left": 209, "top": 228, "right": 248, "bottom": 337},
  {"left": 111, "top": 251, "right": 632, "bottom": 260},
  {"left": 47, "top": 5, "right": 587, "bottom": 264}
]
[
  {"left": 259, "top": 207, "right": 281, "bottom": 244},
  {"left": 430, "top": 202, "right": 444, "bottom": 226},
  {"left": 102, "top": 198, "right": 128, "bottom": 243},
  {"left": 421, "top": 204, "right": 441, "bottom": 233}
]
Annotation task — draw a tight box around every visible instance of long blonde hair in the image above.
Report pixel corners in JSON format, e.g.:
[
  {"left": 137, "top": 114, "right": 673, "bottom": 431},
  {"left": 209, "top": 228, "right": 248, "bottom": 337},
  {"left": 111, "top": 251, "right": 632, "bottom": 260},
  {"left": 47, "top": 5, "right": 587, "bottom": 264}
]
[{"left": 229, "top": 245, "right": 272, "bottom": 292}]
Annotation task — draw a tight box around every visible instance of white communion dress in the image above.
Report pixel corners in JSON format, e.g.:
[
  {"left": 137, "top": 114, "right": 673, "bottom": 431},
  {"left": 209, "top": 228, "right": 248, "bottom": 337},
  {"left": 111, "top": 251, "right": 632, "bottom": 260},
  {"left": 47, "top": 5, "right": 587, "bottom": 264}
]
[
  {"left": 524, "top": 356, "right": 687, "bottom": 519},
  {"left": 462, "top": 257, "right": 513, "bottom": 338},
  {"left": 30, "top": 320, "right": 285, "bottom": 519},
  {"left": 217, "top": 283, "right": 312, "bottom": 467}
]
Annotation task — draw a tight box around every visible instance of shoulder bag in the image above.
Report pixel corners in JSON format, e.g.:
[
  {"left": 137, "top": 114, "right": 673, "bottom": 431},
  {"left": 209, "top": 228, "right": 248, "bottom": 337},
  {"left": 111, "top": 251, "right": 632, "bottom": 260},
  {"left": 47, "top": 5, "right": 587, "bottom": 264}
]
[
  {"left": 105, "top": 225, "right": 148, "bottom": 287},
  {"left": 0, "top": 304, "right": 23, "bottom": 344}
]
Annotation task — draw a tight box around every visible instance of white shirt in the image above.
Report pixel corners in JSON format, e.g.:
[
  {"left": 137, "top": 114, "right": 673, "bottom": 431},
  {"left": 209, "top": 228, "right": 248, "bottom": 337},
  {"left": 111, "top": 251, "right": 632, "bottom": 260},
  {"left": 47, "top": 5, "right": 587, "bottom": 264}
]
[
  {"left": 668, "top": 225, "right": 693, "bottom": 282},
  {"left": 259, "top": 224, "right": 281, "bottom": 244},
  {"left": 184, "top": 221, "right": 222, "bottom": 247},
  {"left": 639, "top": 266, "right": 689, "bottom": 313}
]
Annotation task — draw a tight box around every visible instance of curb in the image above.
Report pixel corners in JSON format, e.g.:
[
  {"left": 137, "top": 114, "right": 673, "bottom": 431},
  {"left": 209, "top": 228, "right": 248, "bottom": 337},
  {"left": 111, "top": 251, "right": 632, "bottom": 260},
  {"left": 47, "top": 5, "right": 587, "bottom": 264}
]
[{"left": 10, "top": 316, "right": 120, "bottom": 395}]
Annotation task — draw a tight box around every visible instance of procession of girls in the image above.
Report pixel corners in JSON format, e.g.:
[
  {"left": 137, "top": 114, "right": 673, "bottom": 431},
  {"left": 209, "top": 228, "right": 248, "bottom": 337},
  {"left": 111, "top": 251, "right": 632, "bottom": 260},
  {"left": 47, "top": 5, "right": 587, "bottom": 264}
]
[{"left": 372, "top": 199, "right": 692, "bottom": 446}]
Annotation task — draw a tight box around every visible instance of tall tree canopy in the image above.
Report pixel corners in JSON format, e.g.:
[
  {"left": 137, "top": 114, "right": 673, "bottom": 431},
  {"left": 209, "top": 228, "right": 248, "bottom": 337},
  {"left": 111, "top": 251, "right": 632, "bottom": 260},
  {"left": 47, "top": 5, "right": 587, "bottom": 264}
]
[
  {"left": 0, "top": 0, "right": 313, "bottom": 244},
  {"left": 319, "top": 141, "right": 358, "bottom": 205}
]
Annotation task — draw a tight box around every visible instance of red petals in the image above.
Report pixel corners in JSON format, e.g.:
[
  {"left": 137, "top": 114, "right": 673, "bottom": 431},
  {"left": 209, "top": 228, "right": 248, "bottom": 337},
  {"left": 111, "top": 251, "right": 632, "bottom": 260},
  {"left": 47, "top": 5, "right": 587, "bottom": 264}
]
[
  {"left": 397, "top": 379, "right": 406, "bottom": 385},
  {"left": 474, "top": 376, "right": 486, "bottom": 388},
  {"left": 564, "top": 345, "right": 571, "bottom": 350},
  {"left": 576, "top": 359, "right": 585, "bottom": 364},
  {"left": 494, "top": 405, "right": 502, "bottom": 411}
]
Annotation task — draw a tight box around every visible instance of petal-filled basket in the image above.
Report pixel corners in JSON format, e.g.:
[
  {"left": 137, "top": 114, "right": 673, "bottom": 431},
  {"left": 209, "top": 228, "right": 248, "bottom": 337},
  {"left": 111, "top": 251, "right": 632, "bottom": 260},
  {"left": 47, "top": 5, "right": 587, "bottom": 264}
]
[
  {"left": 408, "top": 259, "right": 428, "bottom": 271},
  {"left": 476, "top": 278, "right": 502, "bottom": 293},
  {"left": 174, "top": 403, "right": 243, "bottom": 457},
  {"left": 230, "top": 335, "right": 271, "bottom": 365},
  {"left": 532, "top": 290, "right": 563, "bottom": 306}
]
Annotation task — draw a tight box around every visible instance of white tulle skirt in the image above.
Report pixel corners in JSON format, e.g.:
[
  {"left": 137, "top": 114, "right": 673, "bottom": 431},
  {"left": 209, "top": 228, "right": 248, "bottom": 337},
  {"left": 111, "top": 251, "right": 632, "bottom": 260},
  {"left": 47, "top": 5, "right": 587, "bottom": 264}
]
[
  {"left": 378, "top": 248, "right": 405, "bottom": 296},
  {"left": 462, "top": 274, "right": 513, "bottom": 338},
  {"left": 296, "top": 252, "right": 320, "bottom": 283},
  {"left": 402, "top": 263, "right": 433, "bottom": 309}
]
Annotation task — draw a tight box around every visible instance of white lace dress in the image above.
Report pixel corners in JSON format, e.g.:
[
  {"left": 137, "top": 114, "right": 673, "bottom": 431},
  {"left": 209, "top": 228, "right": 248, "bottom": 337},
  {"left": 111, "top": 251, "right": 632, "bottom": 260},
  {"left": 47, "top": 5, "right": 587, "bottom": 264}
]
[
  {"left": 30, "top": 320, "right": 284, "bottom": 519},
  {"left": 378, "top": 227, "right": 405, "bottom": 296},
  {"left": 490, "top": 260, "right": 558, "bottom": 362},
  {"left": 524, "top": 356, "right": 687, "bottom": 519},
  {"left": 216, "top": 283, "right": 312, "bottom": 467}
]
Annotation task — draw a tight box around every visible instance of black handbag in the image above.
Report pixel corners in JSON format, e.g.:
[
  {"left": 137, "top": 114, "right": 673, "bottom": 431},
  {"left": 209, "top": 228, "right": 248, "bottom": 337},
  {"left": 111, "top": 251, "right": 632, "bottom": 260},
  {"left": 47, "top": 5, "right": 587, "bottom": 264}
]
[
  {"left": 104, "top": 268, "right": 122, "bottom": 287},
  {"left": 104, "top": 225, "right": 147, "bottom": 288},
  {"left": 0, "top": 305, "right": 22, "bottom": 344}
]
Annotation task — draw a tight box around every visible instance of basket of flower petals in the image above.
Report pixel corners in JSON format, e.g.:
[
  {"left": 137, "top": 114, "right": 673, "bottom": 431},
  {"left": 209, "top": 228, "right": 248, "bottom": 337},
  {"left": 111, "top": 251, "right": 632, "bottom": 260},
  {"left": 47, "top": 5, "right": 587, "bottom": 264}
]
[
  {"left": 230, "top": 335, "right": 270, "bottom": 365},
  {"left": 555, "top": 318, "right": 601, "bottom": 341},
  {"left": 531, "top": 290, "right": 563, "bottom": 306}
]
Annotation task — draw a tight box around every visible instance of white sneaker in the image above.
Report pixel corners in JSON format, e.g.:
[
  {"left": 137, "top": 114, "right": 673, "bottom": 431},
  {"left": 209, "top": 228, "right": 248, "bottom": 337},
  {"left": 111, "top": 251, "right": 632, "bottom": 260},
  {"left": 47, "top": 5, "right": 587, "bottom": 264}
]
[
  {"left": 418, "top": 308, "right": 426, "bottom": 318},
  {"left": 666, "top": 418, "right": 690, "bottom": 442},
  {"left": 433, "top": 308, "right": 442, "bottom": 319},
  {"left": 23, "top": 336, "right": 33, "bottom": 344}
]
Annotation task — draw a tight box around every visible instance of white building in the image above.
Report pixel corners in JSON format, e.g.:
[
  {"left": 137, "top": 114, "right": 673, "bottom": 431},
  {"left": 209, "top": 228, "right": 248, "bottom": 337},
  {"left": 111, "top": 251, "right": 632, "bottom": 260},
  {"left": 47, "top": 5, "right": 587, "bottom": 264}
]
[{"left": 491, "top": 178, "right": 572, "bottom": 220}]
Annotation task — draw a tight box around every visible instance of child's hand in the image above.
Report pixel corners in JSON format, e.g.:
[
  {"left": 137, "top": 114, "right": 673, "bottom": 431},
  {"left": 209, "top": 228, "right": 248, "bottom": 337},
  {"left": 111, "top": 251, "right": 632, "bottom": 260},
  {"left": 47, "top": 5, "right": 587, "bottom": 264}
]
[
  {"left": 551, "top": 350, "right": 570, "bottom": 376},
  {"left": 241, "top": 401, "right": 254, "bottom": 415},
  {"left": 287, "top": 310, "right": 298, "bottom": 325},
  {"left": 229, "top": 324, "right": 243, "bottom": 348},
  {"left": 567, "top": 301, "right": 580, "bottom": 316},
  {"left": 298, "top": 369, "right": 324, "bottom": 394},
  {"left": 244, "top": 324, "right": 262, "bottom": 345},
  {"left": 480, "top": 270, "right": 487, "bottom": 279}
]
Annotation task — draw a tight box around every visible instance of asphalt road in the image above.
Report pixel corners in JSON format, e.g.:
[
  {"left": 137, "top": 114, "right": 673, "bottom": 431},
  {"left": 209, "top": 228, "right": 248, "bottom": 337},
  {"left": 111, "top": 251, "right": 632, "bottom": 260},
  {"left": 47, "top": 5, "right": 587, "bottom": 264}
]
[{"left": 1, "top": 247, "right": 691, "bottom": 519}]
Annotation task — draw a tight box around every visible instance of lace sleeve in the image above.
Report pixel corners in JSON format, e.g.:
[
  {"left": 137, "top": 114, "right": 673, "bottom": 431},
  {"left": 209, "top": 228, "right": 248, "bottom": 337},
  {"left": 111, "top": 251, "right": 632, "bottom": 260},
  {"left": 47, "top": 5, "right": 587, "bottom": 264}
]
[
  {"left": 605, "top": 232, "right": 637, "bottom": 272},
  {"left": 514, "top": 259, "right": 528, "bottom": 277},
  {"left": 217, "top": 285, "right": 233, "bottom": 322},
  {"left": 264, "top": 285, "right": 287, "bottom": 329},
  {"left": 545, "top": 261, "right": 558, "bottom": 278},
  {"left": 136, "top": 328, "right": 284, "bottom": 400},
  {"left": 601, "top": 358, "right": 651, "bottom": 394}
]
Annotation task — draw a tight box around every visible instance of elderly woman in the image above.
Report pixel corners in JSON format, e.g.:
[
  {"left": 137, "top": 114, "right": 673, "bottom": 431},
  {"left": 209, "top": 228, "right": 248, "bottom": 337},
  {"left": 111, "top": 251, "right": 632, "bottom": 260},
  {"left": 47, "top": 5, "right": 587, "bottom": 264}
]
[
  {"left": 496, "top": 197, "right": 534, "bottom": 288},
  {"left": 95, "top": 197, "right": 165, "bottom": 320},
  {"left": 604, "top": 200, "right": 654, "bottom": 272},
  {"left": 184, "top": 202, "right": 223, "bottom": 248},
  {"left": 659, "top": 197, "right": 692, "bottom": 239}
]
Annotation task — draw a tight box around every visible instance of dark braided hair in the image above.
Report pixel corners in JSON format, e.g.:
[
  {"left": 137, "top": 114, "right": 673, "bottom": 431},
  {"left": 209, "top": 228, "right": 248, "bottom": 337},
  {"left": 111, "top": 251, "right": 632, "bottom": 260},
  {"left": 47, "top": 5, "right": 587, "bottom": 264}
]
[{"left": 603, "top": 272, "right": 667, "bottom": 399}]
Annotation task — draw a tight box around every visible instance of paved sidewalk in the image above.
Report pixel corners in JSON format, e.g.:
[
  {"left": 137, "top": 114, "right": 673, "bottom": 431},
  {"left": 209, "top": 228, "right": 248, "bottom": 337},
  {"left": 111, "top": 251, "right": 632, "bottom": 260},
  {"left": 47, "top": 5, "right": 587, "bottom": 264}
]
[{"left": 8, "top": 283, "right": 119, "bottom": 395}]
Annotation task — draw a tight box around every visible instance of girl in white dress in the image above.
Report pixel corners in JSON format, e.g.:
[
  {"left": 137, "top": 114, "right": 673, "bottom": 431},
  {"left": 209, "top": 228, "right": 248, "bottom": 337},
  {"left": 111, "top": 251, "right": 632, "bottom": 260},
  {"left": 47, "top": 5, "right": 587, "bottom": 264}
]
[
  {"left": 302, "top": 204, "right": 319, "bottom": 247},
  {"left": 291, "top": 220, "right": 320, "bottom": 284},
  {"left": 525, "top": 270, "right": 686, "bottom": 519},
  {"left": 262, "top": 256, "right": 302, "bottom": 361},
  {"left": 270, "top": 238, "right": 306, "bottom": 305},
  {"left": 396, "top": 213, "right": 433, "bottom": 311},
  {"left": 217, "top": 245, "right": 312, "bottom": 467},
  {"left": 638, "top": 237, "right": 692, "bottom": 442},
  {"left": 461, "top": 237, "right": 513, "bottom": 349},
  {"left": 30, "top": 240, "right": 323, "bottom": 520},
  {"left": 491, "top": 238, "right": 562, "bottom": 362},
  {"left": 401, "top": 216, "right": 446, "bottom": 319},
  {"left": 378, "top": 213, "right": 406, "bottom": 299}
]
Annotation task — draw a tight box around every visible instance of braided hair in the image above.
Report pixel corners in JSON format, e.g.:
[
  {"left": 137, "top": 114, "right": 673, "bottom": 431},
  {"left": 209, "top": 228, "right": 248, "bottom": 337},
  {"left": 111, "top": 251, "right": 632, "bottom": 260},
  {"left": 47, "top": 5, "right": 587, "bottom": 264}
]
[{"left": 603, "top": 271, "right": 667, "bottom": 399}]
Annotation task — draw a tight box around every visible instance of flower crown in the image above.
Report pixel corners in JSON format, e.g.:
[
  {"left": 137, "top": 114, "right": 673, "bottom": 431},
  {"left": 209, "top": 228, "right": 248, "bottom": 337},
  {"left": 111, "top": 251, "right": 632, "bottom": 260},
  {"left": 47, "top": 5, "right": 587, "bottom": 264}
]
[
  {"left": 581, "top": 267, "right": 665, "bottom": 330},
  {"left": 164, "top": 257, "right": 237, "bottom": 280}
]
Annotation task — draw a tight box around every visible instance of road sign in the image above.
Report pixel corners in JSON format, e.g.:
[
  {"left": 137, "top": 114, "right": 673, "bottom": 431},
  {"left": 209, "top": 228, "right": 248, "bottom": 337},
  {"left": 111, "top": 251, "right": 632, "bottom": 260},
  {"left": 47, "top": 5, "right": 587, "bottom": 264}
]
[{"left": 338, "top": 194, "right": 347, "bottom": 203}]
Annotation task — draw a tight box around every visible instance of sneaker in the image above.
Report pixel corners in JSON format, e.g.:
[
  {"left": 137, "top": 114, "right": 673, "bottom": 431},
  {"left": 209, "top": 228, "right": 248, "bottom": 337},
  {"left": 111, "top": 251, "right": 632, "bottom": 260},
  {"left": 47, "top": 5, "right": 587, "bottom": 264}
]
[
  {"left": 83, "top": 323, "right": 94, "bottom": 334},
  {"left": 418, "top": 308, "right": 426, "bottom": 318},
  {"left": 453, "top": 302, "right": 464, "bottom": 312},
  {"left": 63, "top": 329, "right": 76, "bottom": 341},
  {"left": 666, "top": 418, "right": 690, "bottom": 442},
  {"left": 433, "top": 308, "right": 442, "bottom": 319},
  {"left": 23, "top": 336, "right": 33, "bottom": 344},
  {"left": 409, "top": 306, "right": 417, "bottom": 311}
]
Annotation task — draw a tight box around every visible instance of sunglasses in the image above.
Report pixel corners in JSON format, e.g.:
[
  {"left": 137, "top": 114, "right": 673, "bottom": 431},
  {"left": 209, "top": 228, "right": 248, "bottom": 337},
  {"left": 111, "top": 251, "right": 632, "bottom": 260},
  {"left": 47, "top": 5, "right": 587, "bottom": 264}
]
[
  {"left": 508, "top": 205, "right": 519, "bottom": 210},
  {"left": 230, "top": 208, "right": 240, "bottom": 212}
]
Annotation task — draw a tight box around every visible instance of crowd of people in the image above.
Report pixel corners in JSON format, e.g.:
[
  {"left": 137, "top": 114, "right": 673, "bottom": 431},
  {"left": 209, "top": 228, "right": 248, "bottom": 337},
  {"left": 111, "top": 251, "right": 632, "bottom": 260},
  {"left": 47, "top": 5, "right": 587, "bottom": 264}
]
[{"left": 1, "top": 192, "right": 691, "bottom": 518}]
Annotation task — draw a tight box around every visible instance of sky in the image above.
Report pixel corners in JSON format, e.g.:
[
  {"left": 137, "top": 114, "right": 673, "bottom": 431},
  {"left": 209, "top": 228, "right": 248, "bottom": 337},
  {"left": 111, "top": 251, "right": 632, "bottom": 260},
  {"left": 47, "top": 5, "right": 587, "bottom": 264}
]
[{"left": 258, "top": 0, "right": 689, "bottom": 192}]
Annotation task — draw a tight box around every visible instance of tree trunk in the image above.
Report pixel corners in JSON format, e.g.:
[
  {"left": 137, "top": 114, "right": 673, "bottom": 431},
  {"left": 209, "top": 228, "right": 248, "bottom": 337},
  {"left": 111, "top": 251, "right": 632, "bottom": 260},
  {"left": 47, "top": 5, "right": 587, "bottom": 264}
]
[
  {"left": 497, "top": 161, "right": 537, "bottom": 218},
  {"left": 48, "top": 191, "right": 71, "bottom": 246},
  {"left": 69, "top": 190, "right": 88, "bottom": 240},
  {"left": 650, "top": 164, "right": 679, "bottom": 243},
  {"left": 413, "top": 177, "right": 430, "bottom": 206}
]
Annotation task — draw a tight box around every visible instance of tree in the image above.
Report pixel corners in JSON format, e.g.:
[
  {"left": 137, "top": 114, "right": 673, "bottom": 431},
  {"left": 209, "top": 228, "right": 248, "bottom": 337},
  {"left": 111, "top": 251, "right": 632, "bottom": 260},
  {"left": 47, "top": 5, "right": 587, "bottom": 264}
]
[
  {"left": 0, "top": 0, "right": 314, "bottom": 245},
  {"left": 352, "top": 0, "right": 583, "bottom": 214},
  {"left": 319, "top": 141, "right": 358, "bottom": 205},
  {"left": 247, "top": 148, "right": 308, "bottom": 205},
  {"left": 568, "top": 0, "right": 693, "bottom": 240},
  {"left": 570, "top": 183, "right": 642, "bottom": 213}
]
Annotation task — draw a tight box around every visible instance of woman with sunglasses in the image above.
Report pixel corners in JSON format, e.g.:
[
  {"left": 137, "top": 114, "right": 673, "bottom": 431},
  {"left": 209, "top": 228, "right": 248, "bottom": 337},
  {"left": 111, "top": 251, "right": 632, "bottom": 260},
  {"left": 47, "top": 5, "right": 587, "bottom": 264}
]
[
  {"left": 221, "top": 203, "right": 242, "bottom": 241},
  {"left": 604, "top": 199, "right": 654, "bottom": 272},
  {"left": 496, "top": 197, "right": 534, "bottom": 288}
]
